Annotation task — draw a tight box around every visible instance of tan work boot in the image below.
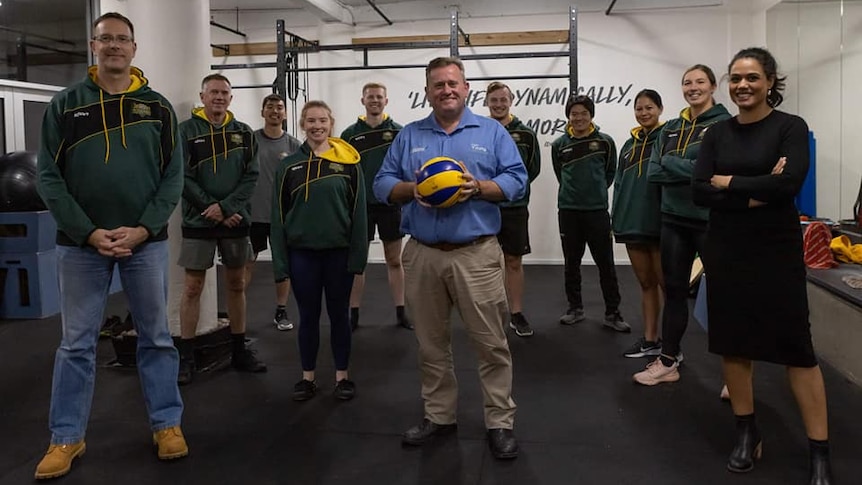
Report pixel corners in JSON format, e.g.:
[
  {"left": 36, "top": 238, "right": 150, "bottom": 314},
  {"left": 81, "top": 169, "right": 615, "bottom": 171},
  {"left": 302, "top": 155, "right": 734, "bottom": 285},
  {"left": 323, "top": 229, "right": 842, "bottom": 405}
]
[
  {"left": 152, "top": 426, "right": 189, "bottom": 460},
  {"left": 34, "top": 442, "right": 86, "bottom": 479}
]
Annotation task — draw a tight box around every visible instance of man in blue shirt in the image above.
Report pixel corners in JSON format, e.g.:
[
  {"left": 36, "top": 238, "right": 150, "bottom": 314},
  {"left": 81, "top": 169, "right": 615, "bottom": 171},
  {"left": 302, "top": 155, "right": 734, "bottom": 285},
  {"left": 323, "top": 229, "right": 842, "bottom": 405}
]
[{"left": 373, "top": 56, "right": 527, "bottom": 460}]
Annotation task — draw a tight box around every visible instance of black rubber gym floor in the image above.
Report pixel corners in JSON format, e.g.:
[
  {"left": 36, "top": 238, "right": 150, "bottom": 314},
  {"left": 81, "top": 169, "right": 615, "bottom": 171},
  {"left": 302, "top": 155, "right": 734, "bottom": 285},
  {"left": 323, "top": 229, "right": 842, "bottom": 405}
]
[{"left": 1, "top": 263, "right": 859, "bottom": 484}]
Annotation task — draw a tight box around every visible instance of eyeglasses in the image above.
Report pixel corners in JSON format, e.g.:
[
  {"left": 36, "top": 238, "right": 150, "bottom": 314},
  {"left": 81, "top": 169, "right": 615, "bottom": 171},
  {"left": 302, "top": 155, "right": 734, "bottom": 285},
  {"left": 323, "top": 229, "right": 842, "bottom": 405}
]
[{"left": 93, "top": 34, "right": 134, "bottom": 45}]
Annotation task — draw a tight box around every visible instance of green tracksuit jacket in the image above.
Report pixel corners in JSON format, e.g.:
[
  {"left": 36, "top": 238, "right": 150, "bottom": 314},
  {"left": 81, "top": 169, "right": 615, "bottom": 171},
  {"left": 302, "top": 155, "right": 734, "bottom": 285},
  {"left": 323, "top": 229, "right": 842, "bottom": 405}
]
[
  {"left": 37, "top": 66, "right": 182, "bottom": 246},
  {"left": 341, "top": 115, "right": 402, "bottom": 206},
  {"left": 551, "top": 123, "right": 617, "bottom": 211},
  {"left": 500, "top": 115, "right": 541, "bottom": 208},
  {"left": 270, "top": 138, "right": 368, "bottom": 280},
  {"left": 647, "top": 104, "right": 731, "bottom": 222},
  {"left": 611, "top": 123, "right": 664, "bottom": 241},
  {"left": 179, "top": 107, "right": 258, "bottom": 239}
]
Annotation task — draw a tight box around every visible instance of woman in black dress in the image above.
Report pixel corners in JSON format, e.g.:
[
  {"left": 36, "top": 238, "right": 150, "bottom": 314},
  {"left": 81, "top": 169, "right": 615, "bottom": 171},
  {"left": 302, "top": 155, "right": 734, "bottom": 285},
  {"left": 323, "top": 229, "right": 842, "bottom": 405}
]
[{"left": 693, "top": 47, "right": 832, "bottom": 484}]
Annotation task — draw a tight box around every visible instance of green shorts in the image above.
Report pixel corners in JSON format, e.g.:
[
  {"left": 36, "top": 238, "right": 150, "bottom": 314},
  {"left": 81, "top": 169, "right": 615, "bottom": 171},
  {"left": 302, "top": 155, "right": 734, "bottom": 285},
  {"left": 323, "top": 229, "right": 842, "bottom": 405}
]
[{"left": 177, "top": 237, "right": 253, "bottom": 270}]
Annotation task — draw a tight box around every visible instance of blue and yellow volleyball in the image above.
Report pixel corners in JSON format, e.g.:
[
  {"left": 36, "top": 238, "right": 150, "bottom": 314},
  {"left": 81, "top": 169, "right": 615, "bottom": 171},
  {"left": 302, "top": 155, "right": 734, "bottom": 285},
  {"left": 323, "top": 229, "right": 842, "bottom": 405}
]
[{"left": 416, "top": 157, "right": 465, "bottom": 208}]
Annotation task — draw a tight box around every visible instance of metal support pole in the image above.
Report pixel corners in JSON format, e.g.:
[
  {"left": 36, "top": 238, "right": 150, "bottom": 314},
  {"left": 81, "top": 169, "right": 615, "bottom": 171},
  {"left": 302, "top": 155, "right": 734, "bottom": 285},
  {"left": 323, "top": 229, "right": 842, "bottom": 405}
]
[
  {"left": 365, "top": 0, "right": 393, "bottom": 25},
  {"left": 16, "top": 35, "right": 26, "bottom": 82},
  {"left": 276, "top": 19, "right": 287, "bottom": 100},
  {"left": 210, "top": 20, "right": 247, "bottom": 37},
  {"left": 449, "top": 9, "right": 459, "bottom": 57},
  {"left": 569, "top": 5, "right": 578, "bottom": 96}
]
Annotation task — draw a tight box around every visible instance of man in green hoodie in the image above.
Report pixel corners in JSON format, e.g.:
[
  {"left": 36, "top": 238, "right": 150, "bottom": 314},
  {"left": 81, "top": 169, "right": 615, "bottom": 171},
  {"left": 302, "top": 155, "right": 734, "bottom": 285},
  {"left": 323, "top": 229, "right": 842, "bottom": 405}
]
[
  {"left": 486, "top": 81, "right": 541, "bottom": 338},
  {"left": 176, "top": 74, "right": 264, "bottom": 385},
  {"left": 341, "top": 82, "right": 410, "bottom": 331},
  {"left": 35, "top": 12, "right": 187, "bottom": 479}
]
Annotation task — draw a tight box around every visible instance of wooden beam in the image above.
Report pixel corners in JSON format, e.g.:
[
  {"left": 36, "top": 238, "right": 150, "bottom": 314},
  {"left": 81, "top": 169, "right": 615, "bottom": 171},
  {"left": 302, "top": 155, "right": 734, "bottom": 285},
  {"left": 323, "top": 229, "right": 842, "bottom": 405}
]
[
  {"left": 353, "top": 30, "right": 570, "bottom": 47},
  {"left": 212, "top": 29, "right": 569, "bottom": 57},
  {"left": 213, "top": 42, "right": 279, "bottom": 57}
]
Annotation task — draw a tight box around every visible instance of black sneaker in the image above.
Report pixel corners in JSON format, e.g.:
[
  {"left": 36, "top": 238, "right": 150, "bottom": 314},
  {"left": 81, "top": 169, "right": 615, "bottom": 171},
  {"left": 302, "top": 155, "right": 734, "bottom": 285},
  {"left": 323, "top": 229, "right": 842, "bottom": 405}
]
[
  {"left": 177, "top": 357, "right": 195, "bottom": 386},
  {"left": 623, "top": 337, "right": 662, "bottom": 358},
  {"left": 293, "top": 379, "right": 317, "bottom": 401},
  {"left": 334, "top": 379, "right": 356, "bottom": 401},
  {"left": 559, "top": 307, "right": 586, "bottom": 325},
  {"left": 231, "top": 348, "right": 267, "bottom": 373},
  {"left": 274, "top": 308, "right": 294, "bottom": 331},
  {"left": 397, "top": 316, "right": 414, "bottom": 330},
  {"left": 509, "top": 313, "right": 534, "bottom": 337},
  {"left": 603, "top": 312, "right": 632, "bottom": 333}
]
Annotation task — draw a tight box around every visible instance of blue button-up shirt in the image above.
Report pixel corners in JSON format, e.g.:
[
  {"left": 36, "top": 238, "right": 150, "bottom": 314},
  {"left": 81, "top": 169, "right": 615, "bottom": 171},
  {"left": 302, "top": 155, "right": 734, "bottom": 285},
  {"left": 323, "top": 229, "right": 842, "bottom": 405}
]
[{"left": 373, "top": 107, "right": 527, "bottom": 244}]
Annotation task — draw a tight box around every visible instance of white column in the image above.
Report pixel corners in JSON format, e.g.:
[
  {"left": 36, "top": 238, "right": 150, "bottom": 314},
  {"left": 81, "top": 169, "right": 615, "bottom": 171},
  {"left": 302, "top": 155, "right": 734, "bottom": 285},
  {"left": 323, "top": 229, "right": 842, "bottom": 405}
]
[{"left": 100, "top": 0, "right": 219, "bottom": 335}]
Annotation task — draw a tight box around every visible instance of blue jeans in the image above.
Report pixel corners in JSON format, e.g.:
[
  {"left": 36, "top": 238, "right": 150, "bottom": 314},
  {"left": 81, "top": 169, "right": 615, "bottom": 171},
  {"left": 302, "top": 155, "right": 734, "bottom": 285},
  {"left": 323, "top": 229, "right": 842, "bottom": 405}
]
[{"left": 49, "top": 241, "right": 183, "bottom": 444}]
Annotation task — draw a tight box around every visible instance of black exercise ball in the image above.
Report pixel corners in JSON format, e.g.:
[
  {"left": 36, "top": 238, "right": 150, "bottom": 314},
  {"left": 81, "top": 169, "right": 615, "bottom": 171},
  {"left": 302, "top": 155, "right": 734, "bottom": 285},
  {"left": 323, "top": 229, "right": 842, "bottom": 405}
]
[{"left": 0, "top": 151, "right": 46, "bottom": 212}]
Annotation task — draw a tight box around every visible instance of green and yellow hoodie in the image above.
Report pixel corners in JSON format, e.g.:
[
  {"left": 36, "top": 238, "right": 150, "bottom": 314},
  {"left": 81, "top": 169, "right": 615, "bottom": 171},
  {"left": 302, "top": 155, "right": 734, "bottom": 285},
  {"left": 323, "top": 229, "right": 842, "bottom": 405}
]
[
  {"left": 647, "top": 104, "right": 730, "bottom": 223},
  {"left": 611, "top": 123, "right": 664, "bottom": 240},
  {"left": 551, "top": 123, "right": 617, "bottom": 211},
  {"left": 37, "top": 66, "right": 183, "bottom": 247},
  {"left": 179, "top": 107, "right": 258, "bottom": 239},
  {"left": 500, "top": 115, "right": 541, "bottom": 208},
  {"left": 341, "top": 115, "right": 402, "bottom": 206},
  {"left": 270, "top": 138, "right": 368, "bottom": 280}
]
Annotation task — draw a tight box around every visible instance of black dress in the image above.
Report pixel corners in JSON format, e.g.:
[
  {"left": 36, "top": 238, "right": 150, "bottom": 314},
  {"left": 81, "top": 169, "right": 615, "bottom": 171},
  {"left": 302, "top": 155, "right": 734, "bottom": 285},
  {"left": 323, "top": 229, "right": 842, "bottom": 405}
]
[{"left": 692, "top": 110, "right": 817, "bottom": 367}]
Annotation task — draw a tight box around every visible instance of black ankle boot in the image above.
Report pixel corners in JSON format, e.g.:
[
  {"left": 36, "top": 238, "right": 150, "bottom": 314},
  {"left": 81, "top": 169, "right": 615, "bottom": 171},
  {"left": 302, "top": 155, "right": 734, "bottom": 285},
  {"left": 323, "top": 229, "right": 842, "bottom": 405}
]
[
  {"left": 808, "top": 439, "right": 833, "bottom": 485},
  {"left": 727, "top": 414, "right": 762, "bottom": 473}
]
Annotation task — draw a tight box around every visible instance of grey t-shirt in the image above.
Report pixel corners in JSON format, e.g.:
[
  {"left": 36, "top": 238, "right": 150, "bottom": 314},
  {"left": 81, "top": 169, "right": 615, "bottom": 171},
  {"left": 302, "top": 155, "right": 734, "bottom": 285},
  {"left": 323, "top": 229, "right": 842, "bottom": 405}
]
[{"left": 251, "top": 129, "right": 302, "bottom": 223}]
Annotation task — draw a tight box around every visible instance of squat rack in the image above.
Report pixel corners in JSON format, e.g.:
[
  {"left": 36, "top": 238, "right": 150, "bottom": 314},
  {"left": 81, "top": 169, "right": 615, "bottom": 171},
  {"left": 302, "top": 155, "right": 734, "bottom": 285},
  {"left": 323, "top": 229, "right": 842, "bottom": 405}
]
[{"left": 214, "top": 5, "right": 580, "bottom": 102}]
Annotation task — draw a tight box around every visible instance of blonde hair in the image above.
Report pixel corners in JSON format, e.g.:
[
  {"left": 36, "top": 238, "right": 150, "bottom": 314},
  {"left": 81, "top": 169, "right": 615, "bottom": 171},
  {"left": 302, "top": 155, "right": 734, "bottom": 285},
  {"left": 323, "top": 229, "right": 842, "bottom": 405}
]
[{"left": 362, "top": 82, "right": 387, "bottom": 95}]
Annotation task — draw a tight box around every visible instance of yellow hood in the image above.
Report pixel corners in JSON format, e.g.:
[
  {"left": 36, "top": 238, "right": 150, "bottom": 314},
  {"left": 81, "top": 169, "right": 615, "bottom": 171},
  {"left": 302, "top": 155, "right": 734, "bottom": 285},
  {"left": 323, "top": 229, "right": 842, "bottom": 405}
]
[{"left": 317, "top": 137, "right": 360, "bottom": 165}]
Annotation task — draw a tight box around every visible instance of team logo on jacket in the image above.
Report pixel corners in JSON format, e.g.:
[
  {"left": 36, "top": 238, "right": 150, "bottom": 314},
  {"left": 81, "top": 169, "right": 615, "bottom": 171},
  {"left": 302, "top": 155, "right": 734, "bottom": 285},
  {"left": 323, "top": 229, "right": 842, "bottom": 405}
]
[
  {"left": 698, "top": 127, "right": 709, "bottom": 139},
  {"left": 511, "top": 133, "right": 521, "bottom": 143},
  {"left": 131, "top": 103, "right": 151, "bottom": 118},
  {"left": 589, "top": 141, "right": 600, "bottom": 151},
  {"left": 329, "top": 163, "right": 344, "bottom": 173},
  {"left": 230, "top": 134, "right": 243, "bottom": 145},
  {"left": 382, "top": 131, "right": 394, "bottom": 142}
]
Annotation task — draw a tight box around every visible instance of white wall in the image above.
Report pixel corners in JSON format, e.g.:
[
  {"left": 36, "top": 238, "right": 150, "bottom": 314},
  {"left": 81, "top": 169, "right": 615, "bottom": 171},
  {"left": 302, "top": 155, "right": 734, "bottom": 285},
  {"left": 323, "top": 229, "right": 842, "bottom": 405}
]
[
  {"left": 211, "top": 4, "right": 778, "bottom": 263},
  {"left": 768, "top": 1, "right": 862, "bottom": 223}
]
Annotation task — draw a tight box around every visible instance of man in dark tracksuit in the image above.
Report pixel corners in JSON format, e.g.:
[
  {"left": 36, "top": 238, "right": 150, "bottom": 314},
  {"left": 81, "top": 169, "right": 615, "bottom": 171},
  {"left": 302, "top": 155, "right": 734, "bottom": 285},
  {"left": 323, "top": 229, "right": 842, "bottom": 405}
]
[{"left": 552, "top": 95, "right": 629, "bottom": 333}]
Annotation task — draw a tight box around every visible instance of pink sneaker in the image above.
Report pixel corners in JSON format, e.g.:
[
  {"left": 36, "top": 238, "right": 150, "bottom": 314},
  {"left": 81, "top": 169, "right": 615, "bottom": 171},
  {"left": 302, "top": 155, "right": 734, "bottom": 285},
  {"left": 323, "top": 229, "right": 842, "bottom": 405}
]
[{"left": 633, "top": 358, "right": 680, "bottom": 386}]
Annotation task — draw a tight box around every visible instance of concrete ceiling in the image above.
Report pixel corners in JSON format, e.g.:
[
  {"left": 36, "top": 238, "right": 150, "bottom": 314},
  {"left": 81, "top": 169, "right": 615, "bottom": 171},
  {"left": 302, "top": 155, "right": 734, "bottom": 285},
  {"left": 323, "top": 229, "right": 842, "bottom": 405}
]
[{"left": 210, "top": 0, "right": 728, "bottom": 17}]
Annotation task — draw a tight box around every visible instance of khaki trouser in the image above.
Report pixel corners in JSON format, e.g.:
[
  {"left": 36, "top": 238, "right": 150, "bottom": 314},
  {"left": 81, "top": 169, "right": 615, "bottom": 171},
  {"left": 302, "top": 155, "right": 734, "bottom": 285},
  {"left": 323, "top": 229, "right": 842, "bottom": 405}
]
[{"left": 402, "top": 236, "right": 517, "bottom": 429}]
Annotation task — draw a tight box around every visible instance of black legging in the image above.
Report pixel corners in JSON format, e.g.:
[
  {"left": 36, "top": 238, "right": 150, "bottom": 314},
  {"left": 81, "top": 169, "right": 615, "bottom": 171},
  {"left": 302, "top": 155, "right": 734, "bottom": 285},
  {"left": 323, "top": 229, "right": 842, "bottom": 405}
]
[
  {"left": 559, "top": 209, "right": 621, "bottom": 314},
  {"left": 659, "top": 219, "right": 707, "bottom": 358},
  {"left": 288, "top": 248, "right": 354, "bottom": 371}
]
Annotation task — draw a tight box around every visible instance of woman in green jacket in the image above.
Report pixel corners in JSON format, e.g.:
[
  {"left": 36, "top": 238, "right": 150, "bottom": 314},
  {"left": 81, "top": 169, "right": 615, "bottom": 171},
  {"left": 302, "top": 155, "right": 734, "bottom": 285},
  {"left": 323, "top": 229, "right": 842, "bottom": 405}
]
[
  {"left": 635, "top": 65, "right": 731, "bottom": 386},
  {"left": 612, "top": 89, "right": 665, "bottom": 359},
  {"left": 270, "top": 100, "right": 368, "bottom": 402}
]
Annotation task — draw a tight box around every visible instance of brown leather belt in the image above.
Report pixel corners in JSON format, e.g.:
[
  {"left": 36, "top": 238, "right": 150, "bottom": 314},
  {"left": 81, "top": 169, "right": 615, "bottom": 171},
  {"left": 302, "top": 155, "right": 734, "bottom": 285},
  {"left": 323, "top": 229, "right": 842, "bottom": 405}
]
[{"left": 415, "top": 235, "right": 495, "bottom": 252}]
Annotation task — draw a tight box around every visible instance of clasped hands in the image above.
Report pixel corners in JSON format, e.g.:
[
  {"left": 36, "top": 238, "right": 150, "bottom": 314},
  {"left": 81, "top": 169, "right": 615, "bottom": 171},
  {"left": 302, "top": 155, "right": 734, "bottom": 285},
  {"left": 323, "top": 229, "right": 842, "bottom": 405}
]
[
  {"left": 202, "top": 202, "right": 243, "bottom": 228},
  {"left": 88, "top": 226, "right": 149, "bottom": 258}
]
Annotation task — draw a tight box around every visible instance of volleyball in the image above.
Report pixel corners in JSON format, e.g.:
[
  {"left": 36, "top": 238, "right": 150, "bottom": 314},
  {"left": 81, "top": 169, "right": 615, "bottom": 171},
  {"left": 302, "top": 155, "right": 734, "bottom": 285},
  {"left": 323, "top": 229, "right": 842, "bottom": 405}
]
[{"left": 416, "top": 156, "right": 465, "bottom": 208}]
